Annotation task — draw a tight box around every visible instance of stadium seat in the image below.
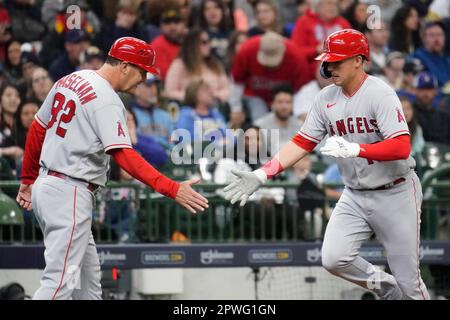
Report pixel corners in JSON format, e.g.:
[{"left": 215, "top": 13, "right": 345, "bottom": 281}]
[
  {"left": 0, "top": 157, "right": 14, "bottom": 180},
  {"left": 0, "top": 191, "right": 24, "bottom": 226}
]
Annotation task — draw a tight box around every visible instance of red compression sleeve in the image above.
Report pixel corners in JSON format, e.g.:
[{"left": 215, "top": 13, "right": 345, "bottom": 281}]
[
  {"left": 359, "top": 135, "right": 411, "bottom": 161},
  {"left": 110, "top": 148, "right": 180, "bottom": 199},
  {"left": 21, "top": 120, "right": 46, "bottom": 185},
  {"left": 261, "top": 158, "right": 284, "bottom": 179},
  {"left": 291, "top": 133, "right": 317, "bottom": 152}
]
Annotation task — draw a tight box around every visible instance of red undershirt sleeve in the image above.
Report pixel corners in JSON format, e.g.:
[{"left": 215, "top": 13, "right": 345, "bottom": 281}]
[
  {"left": 291, "top": 133, "right": 317, "bottom": 153},
  {"left": 21, "top": 120, "right": 47, "bottom": 185},
  {"left": 109, "top": 148, "right": 180, "bottom": 199},
  {"left": 358, "top": 134, "right": 411, "bottom": 161}
]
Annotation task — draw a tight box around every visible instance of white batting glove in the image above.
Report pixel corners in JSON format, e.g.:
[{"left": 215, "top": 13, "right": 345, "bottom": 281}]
[
  {"left": 223, "top": 169, "right": 267, "bottom": 207},
  {"left": 320, "top": 136, "right": 360, "bottom": 158}
]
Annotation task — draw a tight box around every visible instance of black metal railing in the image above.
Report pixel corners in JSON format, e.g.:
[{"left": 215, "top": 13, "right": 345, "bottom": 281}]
[{"left": 1, "top": 166, "right": 450, "bottom": 244}]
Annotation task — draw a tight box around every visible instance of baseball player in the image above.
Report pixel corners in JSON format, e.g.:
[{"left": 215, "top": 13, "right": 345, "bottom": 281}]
[
  {"left": 224, "top": 29, "right": 430, "bottom": 300},
  {"left": 16, "top": 37, "right": 209, "bottom": 300}
]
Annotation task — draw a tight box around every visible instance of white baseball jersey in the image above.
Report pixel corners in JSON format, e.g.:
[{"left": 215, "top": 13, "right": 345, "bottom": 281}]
[
  {"left": 299, "top": 75, "right": 415, "bottom": 189},
  {"left": 35, "top": 70, "right": 132, "bottom": 186}
]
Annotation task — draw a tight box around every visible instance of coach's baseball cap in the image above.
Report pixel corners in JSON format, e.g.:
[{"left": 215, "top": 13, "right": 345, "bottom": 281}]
[
  {"left": 414, "top": 71, "right": 438, "bottom": 89},
  {"left": 257, "top": 32, "right": 286, "bottom": 68},
  {"left": 109, "top": 37, "right": 159, "bottom": 75}
]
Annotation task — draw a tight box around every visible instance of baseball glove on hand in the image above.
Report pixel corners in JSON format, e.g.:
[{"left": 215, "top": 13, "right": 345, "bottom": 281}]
[
  {"left": 320, "top": 136, "right": 360, "bottom": 158},
  {"left": 223, "top": 169, "right": 267, "bottom": 207}
]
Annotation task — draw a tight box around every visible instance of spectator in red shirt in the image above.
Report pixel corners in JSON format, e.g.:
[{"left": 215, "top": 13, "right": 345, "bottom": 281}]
[
  {"left": 291, "top": 0, "right": 351, "bottom": 81},
  {"left": 230, "top": 31, "right": 309, "bottom": 127},
  {"left": 0, "top": 7, "right": 12, "bottom": 64},
  {"left": 151, "top": 9, "right": 185, "bottom": 81}
]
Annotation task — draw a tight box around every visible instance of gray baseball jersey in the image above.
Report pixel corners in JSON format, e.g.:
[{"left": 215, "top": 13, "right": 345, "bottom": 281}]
[
  {"left": 35, "top": 70, "right": 132, "bottom": 186},
  {"left": 299, "top": 75, "right": 414, "bottom": 189},
  {"left": 298, "top": 74, "right": 429, "bottom": 299},
  {"left": 31, "top": 70, "right": 133, "bottom": 299}
]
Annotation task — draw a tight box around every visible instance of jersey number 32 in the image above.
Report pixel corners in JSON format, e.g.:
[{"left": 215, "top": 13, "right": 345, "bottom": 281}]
[{"left": 47, "top": 92, "right": 76, "bottom": 138}]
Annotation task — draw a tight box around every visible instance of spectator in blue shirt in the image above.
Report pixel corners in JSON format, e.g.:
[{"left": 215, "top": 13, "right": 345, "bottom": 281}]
[
  {"left": 413, "top": 71, "right": 450, "bottom": 145},
  {"left": 126, "top": 108, "right": 168, "bottom": 168},
  {"left": 130, "top": 76, "right": 174, "bottom": 150},
  {"left": 175, "top": 79, "right": 229, "bottom": 146},
  {"left": 323, "top": 163, "right": 344, "bottom": 201},
  {"left": 413, "top": 21, "right": 450, "bottom": 89},
  {"left": 48, "top": 29, "right": 91, "bottom": 81}
]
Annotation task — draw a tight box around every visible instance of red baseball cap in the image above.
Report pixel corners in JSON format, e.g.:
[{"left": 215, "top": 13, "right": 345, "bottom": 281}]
[
  {"left": 108, "top": 37, "right": 159, "bottom": 75},
  {"left": 315, "top": 29, "right": 370, "bottom": 62}
]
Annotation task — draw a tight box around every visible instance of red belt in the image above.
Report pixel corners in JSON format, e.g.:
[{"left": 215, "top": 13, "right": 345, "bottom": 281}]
[
  {"left": 355, "top": 177, "right": 406, "bottom": 191},
  {"left": 47, "top": 170, "right": 99, "bottom": 192}
]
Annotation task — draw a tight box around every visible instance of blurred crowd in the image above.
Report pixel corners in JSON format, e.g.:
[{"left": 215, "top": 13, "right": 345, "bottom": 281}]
[
  {"left": 1, "top": 0, "right": 450, "bottom": 230},
  {"left": 0, "top": 0, "right": 449, "bottom": 243}
]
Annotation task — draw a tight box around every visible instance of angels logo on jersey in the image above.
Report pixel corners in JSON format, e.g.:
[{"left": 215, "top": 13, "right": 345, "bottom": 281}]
[
  {"left": 327, "top": 117, "right": 380, "bottom": 137},
  {"left": 117, "top": 120, "right": 126, "bottom": 137},
  {"left": 396, "top": 108, "right": 406, "bottom": 123},
  {"left": 328, "top": 121, "right": 336, "bottom": 136}
]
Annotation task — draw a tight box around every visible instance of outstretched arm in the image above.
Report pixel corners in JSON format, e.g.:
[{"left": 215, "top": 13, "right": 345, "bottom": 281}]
[
  {"left": 223, "top": 134, "right": 316, "bottom": 206},
  {"left": 320, "top": 134, "right": 411, "bottom": 160},
  {"left": 110, "top": 148, "right": 209, "bottom": 214},
  {"left": 260, "top": 139, "right": 314, "bottom": 178}
]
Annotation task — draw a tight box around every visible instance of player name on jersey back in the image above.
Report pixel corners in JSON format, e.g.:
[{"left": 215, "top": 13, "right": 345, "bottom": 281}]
[
  {"left": 54, "top": 73, "right": 98, "bottom": 105},
  {"left": 36, "top": 70, "right": 131, "bottom": 186}
]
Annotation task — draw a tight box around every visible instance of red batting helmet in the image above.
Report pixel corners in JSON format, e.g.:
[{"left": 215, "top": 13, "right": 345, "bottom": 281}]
[
  {"left": 108, "top": 37, "right": 159, "bottom": 75},
  {"left": 315, "top": 29, "right": 370, "bottom": 63}
]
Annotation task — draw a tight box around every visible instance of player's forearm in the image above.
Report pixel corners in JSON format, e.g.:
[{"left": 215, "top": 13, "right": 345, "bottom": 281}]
[
  {"left": 21, "top": 120, "right": 46, "bottom": 185},
  {"left": 359, "top": 134, "right": 411, "bottom": 161},
  {"left": 256, "top": 141, "right": 310, "bottom": 181},
  {"left": 274, "top": 141, "right": 311, "bottom": 170},
  {"left": 110, "top": 148, "right": 180, "bottom": 199}
]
